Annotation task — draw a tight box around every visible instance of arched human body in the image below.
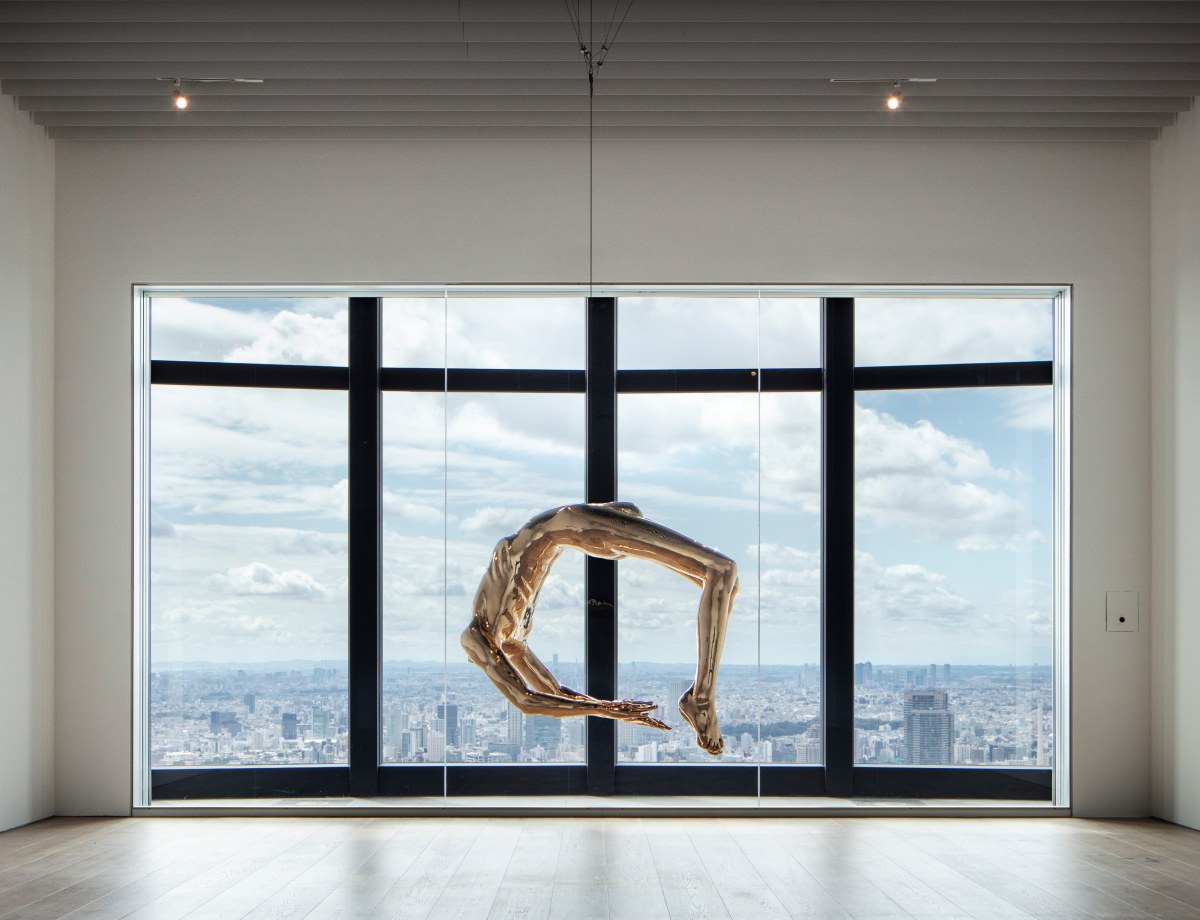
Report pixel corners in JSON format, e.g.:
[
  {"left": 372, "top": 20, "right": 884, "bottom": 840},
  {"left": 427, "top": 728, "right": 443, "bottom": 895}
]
[{"left": 460, "top": 502, "right": 738, "bottom": 754}]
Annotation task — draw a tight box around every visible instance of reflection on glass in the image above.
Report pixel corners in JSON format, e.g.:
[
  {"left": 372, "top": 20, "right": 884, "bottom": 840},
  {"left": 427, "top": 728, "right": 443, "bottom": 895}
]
[
  {"left": 853, "top": 388, "right": 1054, "bottom": 768},
  {"left": 855, "top": 298, "right": 1054, "bottom": 367},
  {"left": 617, "top": 393, "right": 761, "bottom": 763},
  {"left": 760, "top": 393, "right": 822, "bottom": 763},
  {"left": 619, "top": 297, "right": 761, "bottom": 369},
  {"left": 380, "top": 392, "right": 586, "bottom": 765},
  {"left": 151, "top": 296, "right": 348, "bottom": 364},
  {"left": 149, "top": 386, "right": 348, "bottom": 767}
]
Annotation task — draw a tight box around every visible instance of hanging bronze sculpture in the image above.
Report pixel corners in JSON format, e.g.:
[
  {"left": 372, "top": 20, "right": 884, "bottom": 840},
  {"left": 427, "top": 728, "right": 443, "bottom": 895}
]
[{"left": 461, "top": 502, "right": 737, "bottom": 755}]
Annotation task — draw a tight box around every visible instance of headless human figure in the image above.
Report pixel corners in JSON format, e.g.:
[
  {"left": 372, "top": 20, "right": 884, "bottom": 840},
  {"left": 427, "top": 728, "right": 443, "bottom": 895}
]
[{"left": 460, "top": 502, "right": 738, "bottom": 755}]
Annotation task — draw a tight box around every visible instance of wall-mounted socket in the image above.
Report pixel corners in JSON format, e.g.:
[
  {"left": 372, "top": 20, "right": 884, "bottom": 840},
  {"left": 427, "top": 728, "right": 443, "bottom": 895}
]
[{"left": 1106, "top": 591, "right": 1139, "bottom": 632}]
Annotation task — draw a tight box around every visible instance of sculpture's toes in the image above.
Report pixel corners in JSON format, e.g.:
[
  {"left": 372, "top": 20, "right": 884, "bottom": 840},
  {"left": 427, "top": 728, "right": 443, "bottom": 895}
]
[{"left": 678, "top": 688, "right": 723, "bottom": 755}]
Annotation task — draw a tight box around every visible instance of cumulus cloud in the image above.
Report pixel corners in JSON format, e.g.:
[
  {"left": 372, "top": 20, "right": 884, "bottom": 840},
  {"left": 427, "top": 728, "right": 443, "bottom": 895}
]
[
  {"left": 855, "top": 406, "right": 1044, "bottom": 551},
  {"left": 227, "top": 306, "right": 348, "bottom": 366},
  {"left": 460, "top": 506, "right": 525, "bottom": 535},
  {"left": 856, "top": 298, "right": 1053, "bottom": 366},
  {"left": 213, "top": 562, "right": 328, "bottom": 598}
]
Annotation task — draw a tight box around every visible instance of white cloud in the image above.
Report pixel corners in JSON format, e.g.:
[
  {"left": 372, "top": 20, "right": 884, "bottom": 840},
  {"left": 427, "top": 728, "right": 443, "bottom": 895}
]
[
  {"left": 213, "top": 562, "right": 328, "bottom": 598},
  {"left": 856, "top": 298, "right": 1053, "bottom": 366},
  {"left": 855, "top": 406, "right": 1044, "bottom": 551},
  {"left": 460, "top": 506, "right": 525, "bottom": 535},
  {"left": 227, "top": 306, "right": 348, "bottom": 365}
]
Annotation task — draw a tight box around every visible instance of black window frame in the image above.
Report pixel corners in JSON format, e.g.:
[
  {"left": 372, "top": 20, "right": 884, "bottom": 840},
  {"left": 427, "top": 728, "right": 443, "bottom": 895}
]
[{"left": 144, "top": 293, "right": 1056, "bottom": 802}]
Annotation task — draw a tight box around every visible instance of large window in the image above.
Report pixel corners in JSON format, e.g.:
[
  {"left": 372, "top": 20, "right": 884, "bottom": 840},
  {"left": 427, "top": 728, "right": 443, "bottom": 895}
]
[{"left": 135, "top": 286, "right": 1068, "bottom": 803}]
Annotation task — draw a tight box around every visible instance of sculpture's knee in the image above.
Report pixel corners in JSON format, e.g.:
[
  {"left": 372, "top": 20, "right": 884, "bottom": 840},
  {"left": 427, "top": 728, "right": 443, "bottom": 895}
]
[{"left": 460, "top": 624, "right": 489, "bottom": 666}]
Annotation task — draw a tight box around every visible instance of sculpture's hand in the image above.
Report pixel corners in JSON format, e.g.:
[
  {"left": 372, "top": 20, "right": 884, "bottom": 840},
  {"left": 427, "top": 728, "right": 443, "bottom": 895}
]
[{"left": 601, "top": 698, "right": 671, "bottom": 731}]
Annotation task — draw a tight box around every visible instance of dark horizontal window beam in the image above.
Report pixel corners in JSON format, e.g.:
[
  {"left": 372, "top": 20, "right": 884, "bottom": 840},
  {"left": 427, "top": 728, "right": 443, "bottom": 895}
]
[
  {"left": 151, "top": 360, "right": 348, "bottom": 390},
  {"left": 852, "top": 766, "right": 1052, "bottom": 800},
  {"left": 618, "top": 368, "right": 823, "bottom": 393},
  {"left": 381, "top": 367, "right": 586, "bottom": 393},
  {"left": 855, "top": 361, "right": 1053, "bottom": 391},
  {"left": 151, "top": 766, "right": 349, "bottom": 800}
]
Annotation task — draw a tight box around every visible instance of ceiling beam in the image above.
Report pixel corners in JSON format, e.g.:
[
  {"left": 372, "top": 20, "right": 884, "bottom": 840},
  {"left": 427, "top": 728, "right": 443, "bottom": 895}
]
[
  {"left": 3, "top": 59, "right": 1199, "bottom": 81},
  {"left": 3, "top": 1, "right": 1199, "bottom": 25},
  {"left": 8, "top": 77, "right": 1200, "bottom": 98},
  {"left": 4, "top": 21, "right": 1200, "bottom": 44},
  {"left": 15, "top": 93, "right": 1190, "bottom": 114},
  {"left": 41, "top": 123, "right": 1161, "bottom": 140},
  {"left": 31, "top": 108, "right": 1176, "bottom": 128}
]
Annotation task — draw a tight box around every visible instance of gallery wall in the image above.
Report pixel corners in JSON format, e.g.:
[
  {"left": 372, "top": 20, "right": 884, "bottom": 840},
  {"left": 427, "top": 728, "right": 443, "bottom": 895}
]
[
  {"left": 54, "top": 136, "right": 1151, "bottom": 817},
  {"left": 0, "top": 95, "right": 55, "bottom": 832},
  {"left": 1151, "top": 105, "right": 1200, "bottom": 832}
]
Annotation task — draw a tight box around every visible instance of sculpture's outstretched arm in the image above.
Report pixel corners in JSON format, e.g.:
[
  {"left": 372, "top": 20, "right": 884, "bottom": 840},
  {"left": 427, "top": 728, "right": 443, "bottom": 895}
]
[{"left": 460, "top": 621, "right": 669, "bottom": 729}]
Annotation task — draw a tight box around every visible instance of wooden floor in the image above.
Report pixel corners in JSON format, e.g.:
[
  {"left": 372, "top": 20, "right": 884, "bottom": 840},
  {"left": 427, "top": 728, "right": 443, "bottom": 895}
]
[{"left": 3, "top": 815, "right": 1200, "bottom": 920}]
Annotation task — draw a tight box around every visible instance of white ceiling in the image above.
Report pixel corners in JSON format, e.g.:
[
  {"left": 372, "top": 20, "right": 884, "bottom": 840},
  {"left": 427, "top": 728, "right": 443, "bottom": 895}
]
[{"left": 2, "top": 0, "right": 1198, "bottom": 141}]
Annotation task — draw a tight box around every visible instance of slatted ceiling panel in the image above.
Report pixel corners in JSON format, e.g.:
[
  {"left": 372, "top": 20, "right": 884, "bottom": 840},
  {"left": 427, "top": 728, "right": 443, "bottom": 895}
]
[{"left": 1, "top": 0, "right": 1197, "bottom": 141}]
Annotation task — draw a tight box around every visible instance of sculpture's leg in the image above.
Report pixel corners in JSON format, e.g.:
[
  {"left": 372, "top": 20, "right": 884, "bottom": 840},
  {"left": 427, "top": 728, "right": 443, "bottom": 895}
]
[
  {"left": 678, "top": 556, "right": 738, "bottom": 755},
  {"left": 559, "top": 506, "right": 739, "bottom": 754}
]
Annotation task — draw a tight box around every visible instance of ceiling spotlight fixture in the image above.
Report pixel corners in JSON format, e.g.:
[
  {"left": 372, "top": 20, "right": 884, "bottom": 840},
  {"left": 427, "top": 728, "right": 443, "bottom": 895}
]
[
  {"left": 829, "top": 77, "right": 938, "bottom": 111},
  {"left": 157, "top": 76, "right": 265, "bottom": 111}
]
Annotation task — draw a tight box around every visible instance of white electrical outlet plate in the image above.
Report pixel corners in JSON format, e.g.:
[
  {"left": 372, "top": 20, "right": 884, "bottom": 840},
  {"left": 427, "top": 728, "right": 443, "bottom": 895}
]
[{"left": 1106, "top": 591, "right": 1139, "bottom": 632}]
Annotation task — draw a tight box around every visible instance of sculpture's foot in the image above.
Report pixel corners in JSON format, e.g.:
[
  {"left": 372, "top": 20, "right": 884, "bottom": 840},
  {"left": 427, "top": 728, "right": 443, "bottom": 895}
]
[{"left": 678, "top": 687, "right": 723, "bottom": 755}]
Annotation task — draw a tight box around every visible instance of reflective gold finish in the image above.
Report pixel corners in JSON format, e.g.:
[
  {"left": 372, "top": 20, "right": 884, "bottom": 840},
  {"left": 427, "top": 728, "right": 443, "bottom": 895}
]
[{"left": 461, "top": 502, "right": 738, "bottom": 755}]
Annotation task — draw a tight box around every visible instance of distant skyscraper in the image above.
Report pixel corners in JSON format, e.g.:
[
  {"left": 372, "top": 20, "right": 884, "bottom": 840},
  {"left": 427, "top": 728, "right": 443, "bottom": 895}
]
[
  {"left": 243, "top": 693, "right": 256, "bottom": 714},
  {"left": 942, "top": 663, "right": 952, "bottom": 685},
  {"left": 904, "top": 690, "right": 953, "bottom": 765},
  {"left": 928, "top": 664, "right": 939, "bottom": 688},
  {"left": 525, "top": 715, "right": 560, "bottom": 752},
  {"left": 312, "top": 710, "right": 332, "bottom": 739},
  {"left": 436, "top": 702, "right": 460, "bottom": 746},
  {"left": 665, "top": 678, "right": 691, "bottom": 729},
  {"left": 281, "top": 712, "right": 298, "bottom": 740},
  {"left": 507, "top": 703, "right": 523, "bottom": 750}
]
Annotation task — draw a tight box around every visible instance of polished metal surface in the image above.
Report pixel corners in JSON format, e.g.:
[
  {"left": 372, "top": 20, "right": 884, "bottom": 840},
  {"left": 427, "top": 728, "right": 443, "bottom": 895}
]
[
  {"left": 461, "top": 502, "right": 738, "bottom": 755},
  {"left": 1, "top": 1, "right": 1198, "bottom": 141}
]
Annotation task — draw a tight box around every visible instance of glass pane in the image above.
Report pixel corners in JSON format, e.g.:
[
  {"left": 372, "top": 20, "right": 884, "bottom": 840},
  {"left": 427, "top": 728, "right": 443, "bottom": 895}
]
[
  {"left": 382, "top": 297, "right": 447, "bottom": 367},
  {"left": 855, "top": 298, "right": 1054, "bottom": 367},
  {"left": 381, "top": 391, "right": 586, "bottom": 764},
  {"left": 619, "top": 297, "right": 761, "bottom": 369},
  {"left": 447, "top": 296, "right": 585, "bottom": 369},
  {"left": 149, "top": 386, "right": 348, "bottom": 768},
  {"left": 617, "top": 393, "right": 761, "bottom": 763},
  {"left": 151, "top": 296, "right": 348, "bottom": 365},
  {"left": 853, "top": 387, "right": 1054, "bottom": 768},
  {"left": 760, "top": 393, "right": 822, "bottom": 763}
]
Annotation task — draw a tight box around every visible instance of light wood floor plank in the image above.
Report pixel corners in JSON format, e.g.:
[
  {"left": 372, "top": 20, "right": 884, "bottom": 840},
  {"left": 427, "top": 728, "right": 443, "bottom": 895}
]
[{"left": 2, "top": 815, "right": 1199, "bottom": 920}]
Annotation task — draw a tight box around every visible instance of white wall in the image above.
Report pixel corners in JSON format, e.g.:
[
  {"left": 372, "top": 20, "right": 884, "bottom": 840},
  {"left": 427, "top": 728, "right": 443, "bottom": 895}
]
[
  {"left": 0, "top": 96, "right": 55, "bottom": 832},
  {"left": 1151, "top": 105, "right": 1200, "bottom": 831},
  {"left": 55, "top": 137, "right": 1152, "bottom": 817}
]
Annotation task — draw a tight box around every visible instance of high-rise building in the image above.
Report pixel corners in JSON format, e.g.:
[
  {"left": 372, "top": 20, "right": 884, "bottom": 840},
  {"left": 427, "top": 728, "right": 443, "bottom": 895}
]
[
  {"left": 525, "top": 715, "right": 560, "bottom": 752},
  {"left": 665, "top": 678, "right": 691, "bottom": 729},
  {"left": 281, "top": 712, "right": 298, "bottom": 740},
  {"left": 243, "top": 693, "right": 256, "bottom": 713},
  {"left": 312, "top": 709, "right": 332, "bottom": 740},
  {"left": 942, "top": 664, "right": 952, "bottom": 685},
  {"left": 928, "top": 663, "right": 939, "bottom": 688},
  {"left": 507, "top": 702, "right": 523, "bottom": 750},
  {"left": 436, "top": 702, "right": 460, "bottom": 746},
  {"left": 903, "top": 690, "right": 953, "bottom": 765}
]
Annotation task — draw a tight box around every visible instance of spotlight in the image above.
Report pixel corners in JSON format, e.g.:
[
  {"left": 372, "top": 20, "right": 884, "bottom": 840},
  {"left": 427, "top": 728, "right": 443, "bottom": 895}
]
[
  {"left": 171, "top": 79, "right": 188, "bottom": 109},
  {"left": 886, "top": 82, "right": 902, "bottom": 110}
]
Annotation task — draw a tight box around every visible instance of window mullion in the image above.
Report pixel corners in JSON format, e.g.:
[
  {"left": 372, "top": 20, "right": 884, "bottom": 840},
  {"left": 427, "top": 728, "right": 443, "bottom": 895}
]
[
  {"left": 822, "top": 296, "right": 855, "bottom": 797},
  {"left": 585, "top": 296, "right": 618, "bottom": 795},
  {"left": 348, "top": 296, "right": 382, "bottom": 797}
]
